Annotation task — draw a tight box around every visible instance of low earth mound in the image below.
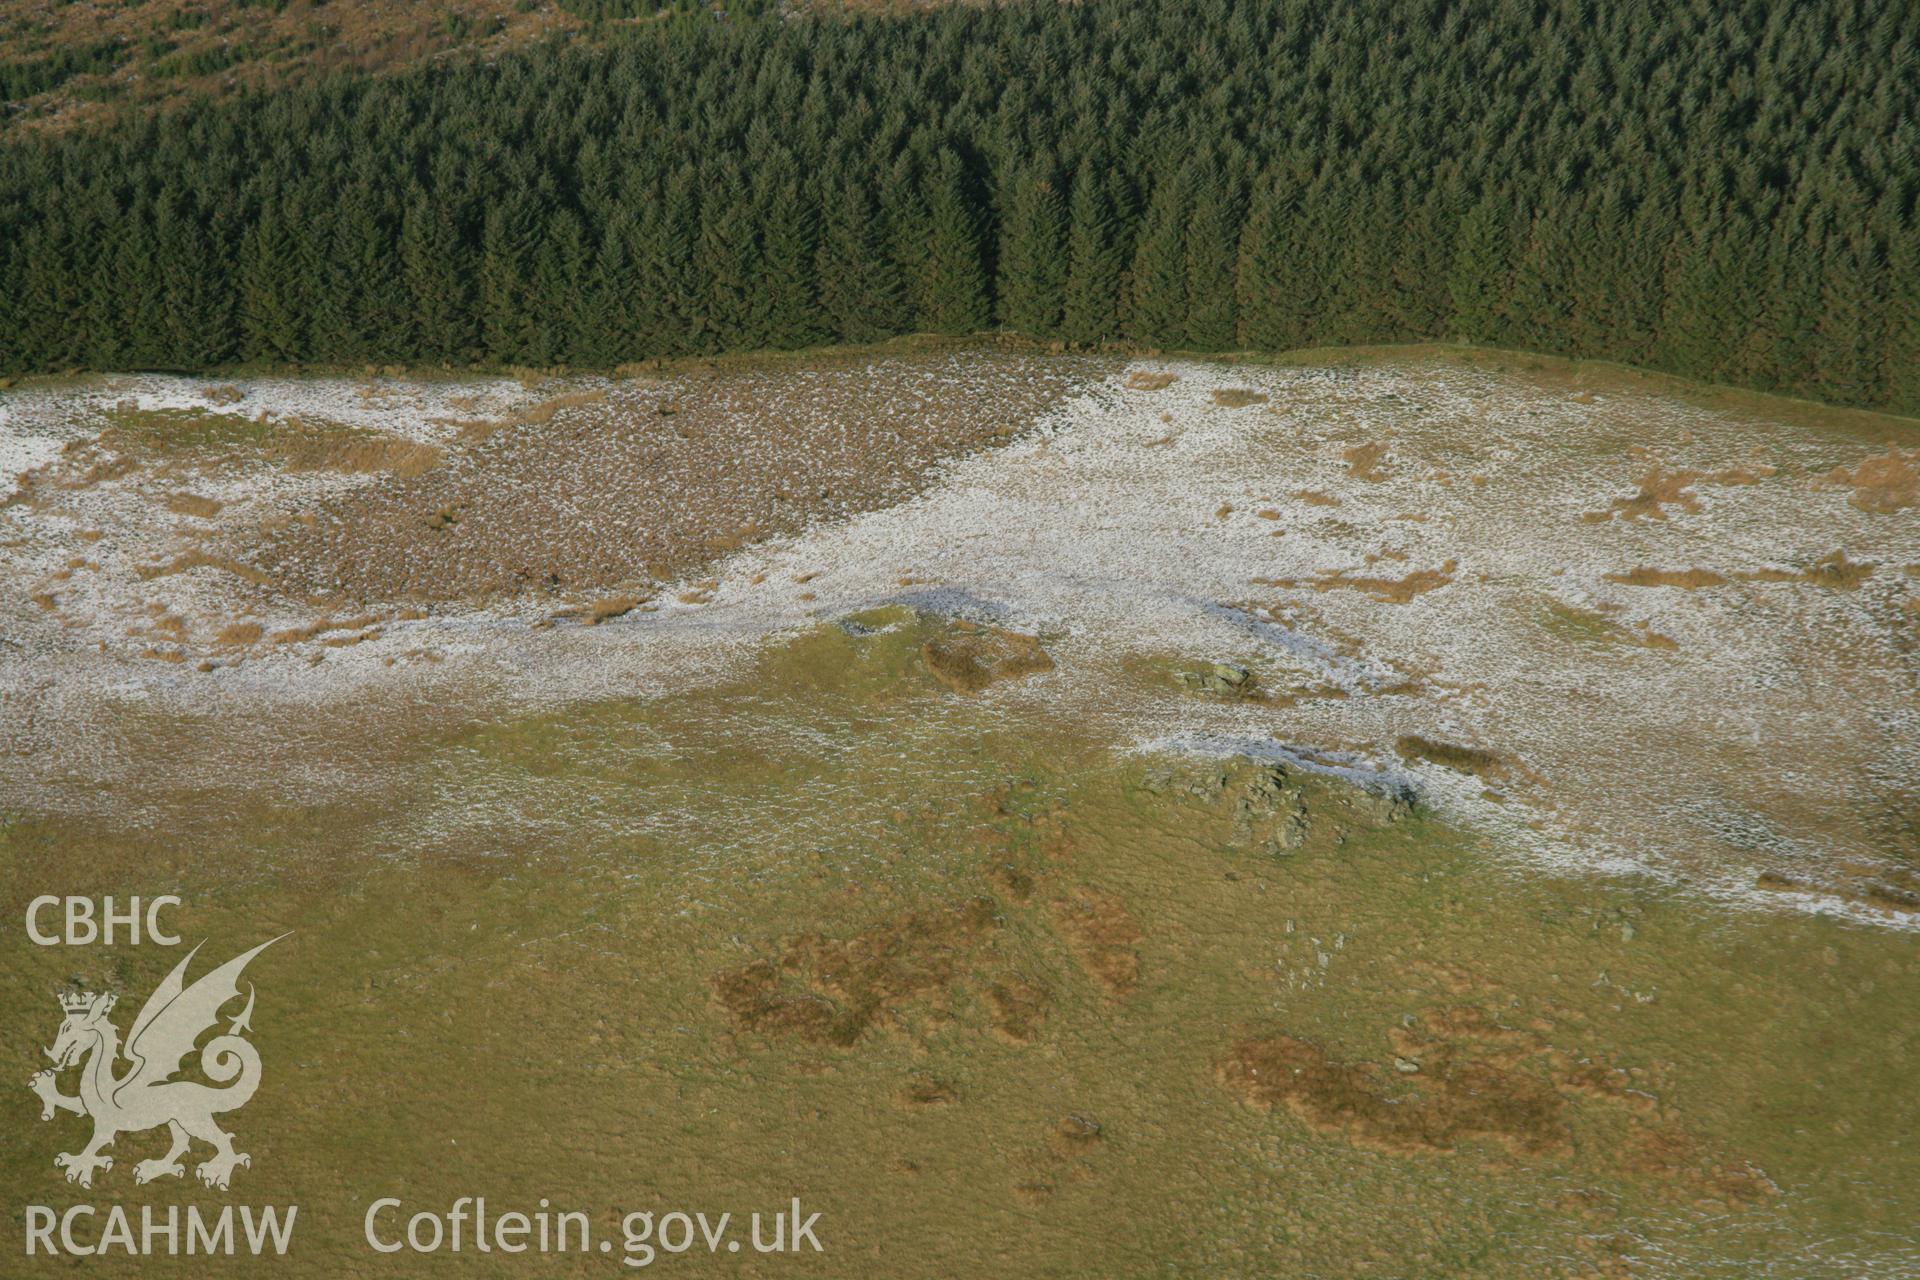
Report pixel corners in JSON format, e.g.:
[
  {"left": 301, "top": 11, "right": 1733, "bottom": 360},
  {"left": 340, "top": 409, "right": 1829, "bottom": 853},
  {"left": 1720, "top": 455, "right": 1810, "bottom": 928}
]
[{"left": 922, "top": 621, "right": 1055, "bottom": 694}]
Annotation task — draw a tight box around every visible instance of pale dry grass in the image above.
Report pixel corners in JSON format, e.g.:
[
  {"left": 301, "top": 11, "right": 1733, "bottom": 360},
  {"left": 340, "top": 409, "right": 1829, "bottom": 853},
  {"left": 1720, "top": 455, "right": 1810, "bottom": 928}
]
[
  {"left": 1210, "top": 387, "right": 1269, "bottom": 408},
  {"left": 269, "top": 430, "right": 444, "bottom": 478},
  {"left": 1822, "top": 447, "right": 1919, "bottom": 514},
  {"left": 133, "top": 549, "right": 274, "bottom": 585},
  {"left": 163, "top": 492, "right": 223, "bottom": 518},
  {"left": 1604, "top": 566, "right": 1730, "bottom": 589},
  {"left": 1254, "top": 560, "right": 1458, "bottom": 603},
  {"left": 1342, "top": 442, "right": 1390, "bottom": 482}
]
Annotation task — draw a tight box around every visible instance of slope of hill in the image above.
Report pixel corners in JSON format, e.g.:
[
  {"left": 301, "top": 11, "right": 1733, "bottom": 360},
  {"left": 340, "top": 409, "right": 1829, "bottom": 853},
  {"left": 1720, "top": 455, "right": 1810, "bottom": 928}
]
[
  {"left": 0, "top": 0, "right": 883, "bottom": 134},
  {"left": 1, "top": 0, "right": 571, "bottom": 133}
]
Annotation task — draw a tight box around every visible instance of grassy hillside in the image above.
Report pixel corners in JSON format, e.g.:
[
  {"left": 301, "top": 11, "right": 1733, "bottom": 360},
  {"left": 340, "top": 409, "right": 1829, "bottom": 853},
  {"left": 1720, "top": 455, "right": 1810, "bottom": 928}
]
[
  {"left": 5, "top": 607, "right": 1916, "bottom": 1276},
  {"left": 0, "top": 0, "right": 929, "bottom": 134},
  {"left": 0, "top": 1, "right": 571, "bottom": 134}
]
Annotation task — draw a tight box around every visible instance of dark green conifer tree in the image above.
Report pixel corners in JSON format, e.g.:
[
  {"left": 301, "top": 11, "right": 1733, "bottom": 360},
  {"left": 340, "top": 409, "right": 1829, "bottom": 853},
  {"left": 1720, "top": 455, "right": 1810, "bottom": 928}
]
[
  {"left": 997, "top": 161, "right": 1067, "bottom": 338},
  {"left": 1061, "top": 158, "right": 1124, "bottom": 346},
  {"left": 696, "top": 161, "right": 768, "bottom": 349},
  {"left": 1183, "top": 164, "right": 1241, "bottom": 351},
  {"left": 344, "top": 189, "right": 408, "bottom": 362},
  {"left": 922, "top": 150, "right": 990, "bottom": 334},
  {"left": 756, "top": 155, "right": 825, "bottom": 349},
  {"left": 1333, "top": 179, "right": 1401, "bottom": 344},
  {"left": 1812, "top": 224, "right": 1885, "bottom": 406},
  {"left": 816, "top": 175, "right": 908, "bottom": 343},
  {"left": 113, "top": 197, "right": 169, "bottom": 370},
  {"left": 1659, "top": 200, "right": 1731, "bottom": 383},
  {"left": 535, "top": 206, "right": 589, "bottom": 366},
  {"left": 1448, "top": 197, "right": 1510, "bottom": 345},
  {"left": 1563, "top": 188, "right": 1625, "bottom": 359},
  {"left": 881, "top": 154, "right": 937, "bottom": 332},
  {"left": 1391, "top": 183, "right": 1454, "bottom": 339},
  {"left": 1762, "top": 196, "right": 1825, "bottom": 394},
  {"left": 1128, "top": 170, "right": 1190, "bottom": 346},
  {"left": 1505, "top": 210, "right": 1572, "bottom": 355},
  {"left": 154, "top": 192, "right": 235, "bottom": 368},
  {"left": 239, "top": 197, "right": 306, "bottom": 363},
  {"left": 1885, "top": 211, "right": 1920, "bottom": 416},
  {"left": 400, "top": 192, "right": 475, "bottom": 365},
  {"left": 479, "top": 194, "right": 541, "bottom": 364},
  {"left": 17, "top": 223, "right": 81, "bottom": 370},
  {"left": 1295, "top": 173, "right": 1354, "bottom": 340},
  {"left": 634, "top": 165, "right": 703, "bottom": 356},
  {"left": 80, "top": 192, "right": 128, "bottom": 371},
  {"left": 573, "top": 210, "right": 639, "bottom": 367},
  {"left": 1613, "top": 195, "right": 1672, "bottom": 369},
  {"left": 1235, "top": 165, "right": 1297, "bottom": 351}
]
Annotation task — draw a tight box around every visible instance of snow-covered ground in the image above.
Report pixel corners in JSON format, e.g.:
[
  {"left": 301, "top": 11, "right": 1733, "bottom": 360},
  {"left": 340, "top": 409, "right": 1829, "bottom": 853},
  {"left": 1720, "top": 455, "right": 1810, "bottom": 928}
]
[{"left": 4, "top": 356, "right": 1916, "bottom": 926}]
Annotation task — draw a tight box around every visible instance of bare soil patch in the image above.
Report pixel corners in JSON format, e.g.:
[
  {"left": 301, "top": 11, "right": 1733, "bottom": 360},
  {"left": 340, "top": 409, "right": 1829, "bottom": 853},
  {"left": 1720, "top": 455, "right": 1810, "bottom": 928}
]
[
  {"left": 212, "top": 620, "right": 264, "bottom": 647},
  {"left": 1216, "top": 996, "right": 1724, "bottom": 1171},
  {"left": 985, "top": 978, "right": 1049, "bottom": 1044},
  {"left": 1541, "top": 601, "right": 1679, "bottom": 650},
  {"left": 893, "top": 1073, "right": 959, "bottom": 1108},
  {"left": 133, "top": 549, "right": 274, "bottom": 585},
  {"left": 1755, "top": 871, "right": 1920, "bottom": 913},
  {"left": 237, "top": 353, "right": 1108, "bottom": 604},
  {"left": 1585, "top": 461, "right": 1779, "bottom": 524},
  {"left": 1049, "top": 887, "right": 1142, "bottom": 997},
  {"left": 711, "top": 897, "right": 999, "bottom": 1047},
  {"left": 1740, "top": 550, "right": 1875, "bottom": 589},
  {"left": 1217, "top": 1031, "right": 1571, "bottom": 1159}
]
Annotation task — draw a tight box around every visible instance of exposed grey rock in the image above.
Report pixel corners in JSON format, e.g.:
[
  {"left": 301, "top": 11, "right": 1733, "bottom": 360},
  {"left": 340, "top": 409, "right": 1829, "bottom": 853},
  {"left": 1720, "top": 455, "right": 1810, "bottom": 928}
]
[{"left": 1179, "top": 661, "right": 1256, "bottom": 696}]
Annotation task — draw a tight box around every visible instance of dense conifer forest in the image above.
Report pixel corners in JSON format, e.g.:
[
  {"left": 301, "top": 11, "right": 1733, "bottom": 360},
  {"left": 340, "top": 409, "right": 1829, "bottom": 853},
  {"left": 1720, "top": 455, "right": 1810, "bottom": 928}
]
[{"left": 2, "top": 0, "right": 1915, "bottom": 410}]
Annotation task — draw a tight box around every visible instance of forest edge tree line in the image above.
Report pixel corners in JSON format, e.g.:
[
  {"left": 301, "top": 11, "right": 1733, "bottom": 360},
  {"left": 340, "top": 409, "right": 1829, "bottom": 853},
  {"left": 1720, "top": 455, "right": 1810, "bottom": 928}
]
[{"left": 2, "top": 0, "right": 1915, "bottom": 412}]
